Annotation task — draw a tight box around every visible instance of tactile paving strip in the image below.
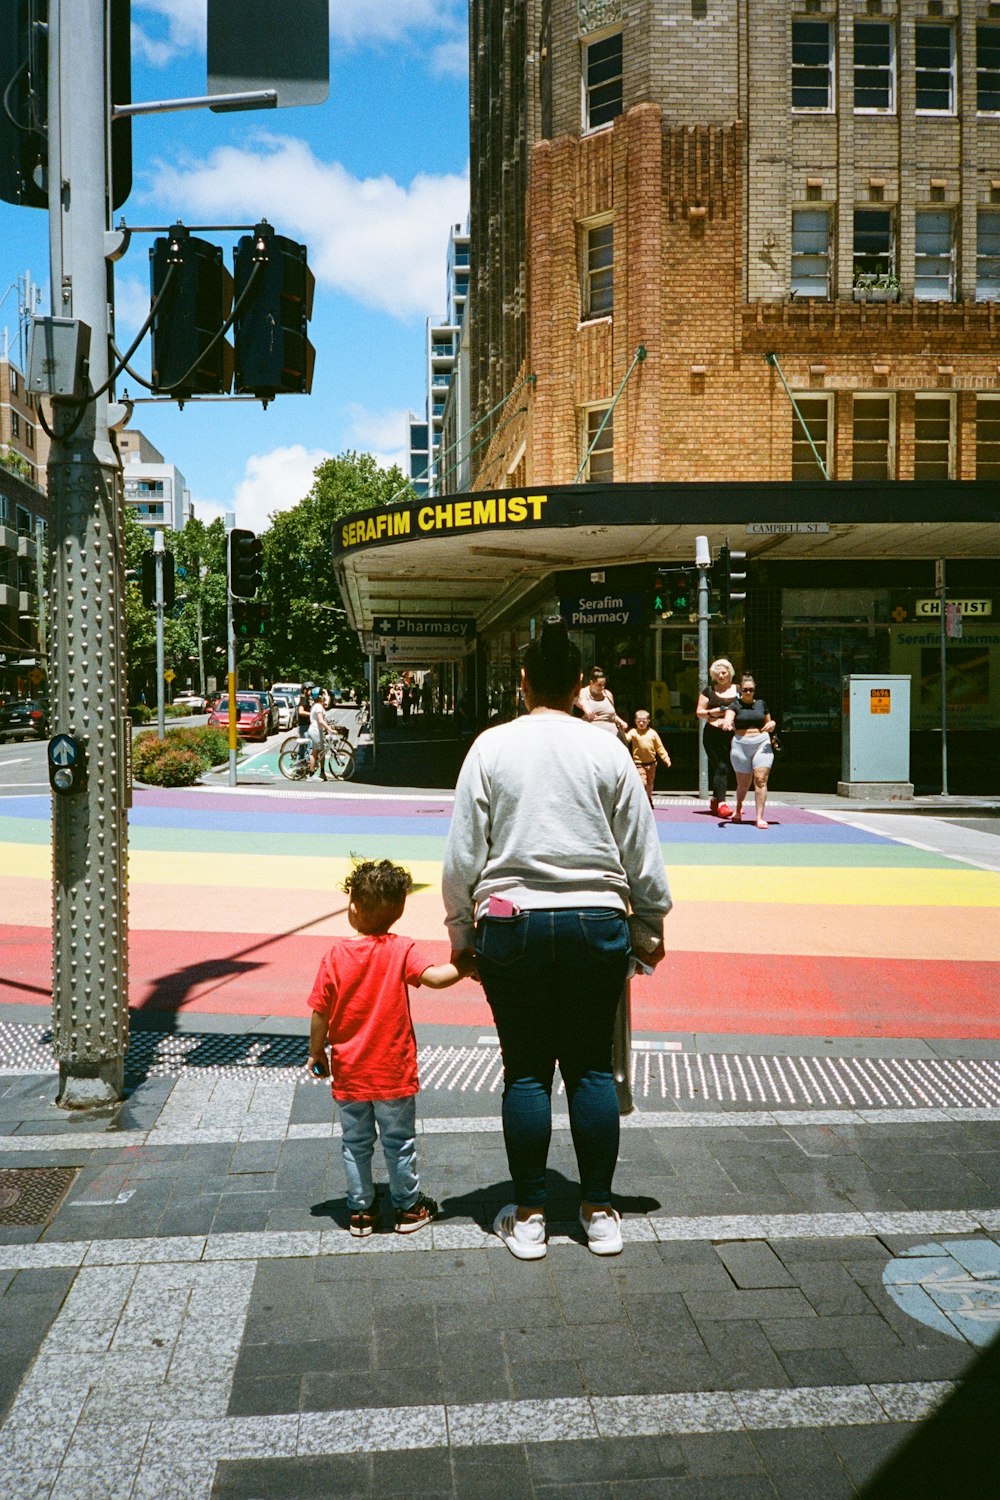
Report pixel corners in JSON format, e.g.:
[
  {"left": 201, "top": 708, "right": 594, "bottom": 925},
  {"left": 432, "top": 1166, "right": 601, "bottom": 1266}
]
[
  {"left": 0, "top": 1167, "right": 78, "bottom": 1225},
  {"left": 2, "top": 1021, "right": 1000, "bottom": 1108}
]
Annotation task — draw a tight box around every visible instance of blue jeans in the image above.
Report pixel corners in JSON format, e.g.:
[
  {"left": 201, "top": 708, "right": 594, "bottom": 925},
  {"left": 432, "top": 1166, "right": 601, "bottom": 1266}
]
[
  {"left": 336, "top": 1096, "right": 420, "bottom": 1212},
  {"left": 475, "top": 907, "right": 630, "bottom": 1210}
]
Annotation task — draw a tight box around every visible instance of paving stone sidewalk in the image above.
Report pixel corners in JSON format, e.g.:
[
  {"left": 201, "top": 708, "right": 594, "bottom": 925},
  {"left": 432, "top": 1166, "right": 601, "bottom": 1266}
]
[{"left": 2, "top": 1058, "right": 1000, "bottom": 1499}]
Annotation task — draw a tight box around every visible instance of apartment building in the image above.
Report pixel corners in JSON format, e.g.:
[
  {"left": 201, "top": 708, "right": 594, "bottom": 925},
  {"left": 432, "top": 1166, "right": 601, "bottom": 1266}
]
[
  {"left": 407, "top": 223, "right": 472, "bottom": 495},
  {"left": 118, "top": 428, "right": 192, "bottom": 531},
  {"left": 0, "top": 457, "right": 49, "bottom": 696}
]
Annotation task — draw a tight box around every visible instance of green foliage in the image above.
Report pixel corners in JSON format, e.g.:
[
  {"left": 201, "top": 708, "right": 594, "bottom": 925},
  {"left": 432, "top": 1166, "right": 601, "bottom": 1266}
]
[
  {"left": 129, "top": 703, "right": 154, "bottom": 724},
  {"left": 133, "top": 726, "right": 234, "bottom": 782},
  {"left": 166, "top": 725, "right": 231, "bottom": 768},
  {"left": 137, "top": 745, "right": 206, "bottom": 787},
  {"left": 0, "top": 446, "right": 32, "bottom": 479}
]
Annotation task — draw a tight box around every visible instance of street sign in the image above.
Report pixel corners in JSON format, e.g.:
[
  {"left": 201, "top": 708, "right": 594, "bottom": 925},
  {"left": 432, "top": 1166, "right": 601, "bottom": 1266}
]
[
  {"left": 746, "top": 522, "right": 829, "bottom": 535},
  {"left": 372, "top": 616, "right": 475, "bottom": 638},
  {"left": 49, "top": 735, "right": 77, "bottom": 767},
  {"left": 383, "top": 640, "right": 466, "bottom": 664},
  {"left": 164, "top": 669, "right": 176, "bottom": 682}
]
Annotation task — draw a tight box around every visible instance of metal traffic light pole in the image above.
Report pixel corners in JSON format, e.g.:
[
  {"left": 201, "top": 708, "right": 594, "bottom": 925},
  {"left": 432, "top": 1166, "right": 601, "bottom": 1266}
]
[
  {"left": 695, "top": 536, "right": 711, "bottom": 800},
  {"left": 154, "top": 530, "right": 166, "bottom": 738},
  {"left": 46, "top": 0, "right": 129, "bottom": 1106}
]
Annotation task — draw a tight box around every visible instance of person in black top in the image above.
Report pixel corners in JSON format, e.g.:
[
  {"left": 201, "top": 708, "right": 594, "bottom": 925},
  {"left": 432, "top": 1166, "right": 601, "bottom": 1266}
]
[
  {"left": 720, "top": 673, "right": 778, "bottom": 828},
  {"left": 695, "top": 659, "right": 739, "bottom": 817},
  {"left": 296, "top": 685, "right": 313, "bottom": 761}
]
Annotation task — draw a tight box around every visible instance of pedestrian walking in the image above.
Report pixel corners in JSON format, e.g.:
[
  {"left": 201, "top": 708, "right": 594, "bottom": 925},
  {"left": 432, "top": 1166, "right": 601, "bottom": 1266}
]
[
  {"left": 307, "top": 860, "right": 468, "bottom": 1236},
  {"left": 442, "top": 616, "right": 672, "bottom": 1260},
  {"left": 720, "top": 672, "right": 778, "bottom": 828},
  {"left": 576, "top": 666, "right": 628, "bottom": 736},
  {"left": 625, "top": 709, "right": 672, "bottom": 805},
  {"left": 695, "top": 658, "right": 739, "bottom": 818}
]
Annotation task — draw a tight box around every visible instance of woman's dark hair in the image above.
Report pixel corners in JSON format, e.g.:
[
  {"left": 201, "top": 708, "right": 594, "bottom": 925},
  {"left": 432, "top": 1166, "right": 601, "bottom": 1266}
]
[
  {"left": 589, "top": 666, "right": 606, "bottom": 682},
  {"left": 522, "top": 615, "right": 582, "bottom": 704}
]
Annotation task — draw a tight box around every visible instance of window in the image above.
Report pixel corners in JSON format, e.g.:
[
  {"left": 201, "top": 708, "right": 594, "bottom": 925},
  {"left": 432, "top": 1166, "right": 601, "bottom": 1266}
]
[
  {"left": 854, "top": 21, "right": 894, "bottom": 111},
  {"left": 0, "top": 494, "right": 8, "bottom": 523},
  {"left": 852, "top": 395, "right": 893, "bottom": 479},
  {"left": 10, "top": 413, "right": 19, "bottom": 438},
  {"left": 977, "top": 23, "right": 1000, "bottom": 112},
  {"left": 582, "top": 406, "right": 614, "bottom": 482},
  {"left": 9, "top": 370, "right": 17, "bottom": 395},
  {"left": 914, "top": 209, "right": 954, "bottom": 300},
  {"left": 853, "top": 209, "right": 895, "bottom": 281},
  {"left": 584, "top": 32, "right": 623, "bottom": 129},
  {"left": 791, "top": 208, "right": 831, "bottom": 298},
  {"left": 915, "top": 23, "right": 954, "bottom": 112},
  {"left": 24, "top": 424, "right": 33, "bottom": 450},
  {"left": 913, "top": 396, "right": 953, "bottom": 479},
  {"left": 15, "top": 504, "right": 30, "bottom": 535},
  {"left": 976, "top": 397, "right": 1000, "bottom": 478},
  {"left": 792, "top": 20, "right": 834, "bottom": 110},
  {"left": 977, "top": 210, "right": 1000, "bottom": 300},
  {"left": 583, "top": 222, "right": 613, "bottom": 317},
  {"left": 791, "top": 396, "right": 831, "bottom": 481}
]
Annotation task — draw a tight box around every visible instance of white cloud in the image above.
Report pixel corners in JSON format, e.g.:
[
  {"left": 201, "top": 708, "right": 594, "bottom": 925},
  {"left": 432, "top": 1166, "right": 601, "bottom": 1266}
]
[
  {"left": 228, "top": 443, "right": 333, "bottom": 532},
  {"left": 430, "top": 38, "right": 469, "bottom": 79},
  {"left": 132, "top": 0, "right": 205, "bottom": 65},
  {"left": 332, "top": 1, "right": 463, "bottom": 47},
  {"left": 147, "top": 136, "right": 468, "bottom": 320},
  {"left": 345, "top": 403, "right": 410, "bottom": 472}
]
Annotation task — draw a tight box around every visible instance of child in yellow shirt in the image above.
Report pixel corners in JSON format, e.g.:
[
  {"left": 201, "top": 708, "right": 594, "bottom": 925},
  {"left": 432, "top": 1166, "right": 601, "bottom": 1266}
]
[{"left": 625, "top": 709, "right": 671, "bottom": 805}]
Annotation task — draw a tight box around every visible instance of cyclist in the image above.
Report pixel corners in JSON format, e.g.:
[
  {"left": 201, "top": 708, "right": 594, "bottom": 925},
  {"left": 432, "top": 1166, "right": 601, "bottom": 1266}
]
[{"left": 309, "top": 686, "right": 334, "bottom": 779}]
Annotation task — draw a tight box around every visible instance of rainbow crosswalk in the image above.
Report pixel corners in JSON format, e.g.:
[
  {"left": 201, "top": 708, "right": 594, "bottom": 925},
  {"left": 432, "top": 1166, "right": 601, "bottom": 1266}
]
[{"left": 2, "top": 790, "right": 998, "bottom": 1037}]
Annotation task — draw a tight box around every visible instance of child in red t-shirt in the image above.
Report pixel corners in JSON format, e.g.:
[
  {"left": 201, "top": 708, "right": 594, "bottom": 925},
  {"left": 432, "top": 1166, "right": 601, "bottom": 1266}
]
[{"left": 307, "top": 859, "right": 467, "bottom": 1237}]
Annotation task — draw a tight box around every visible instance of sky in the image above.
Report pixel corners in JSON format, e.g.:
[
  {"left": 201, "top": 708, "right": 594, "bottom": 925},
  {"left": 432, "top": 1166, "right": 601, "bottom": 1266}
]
[{"left": 0, "top": 0, "right": 471, "bottom": 530}]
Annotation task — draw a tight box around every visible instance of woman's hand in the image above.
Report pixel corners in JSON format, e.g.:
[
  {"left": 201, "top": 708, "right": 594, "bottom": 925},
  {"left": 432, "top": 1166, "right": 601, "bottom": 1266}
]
[{"left": 764, "top": 719, "right": 777, "bottom": 733}]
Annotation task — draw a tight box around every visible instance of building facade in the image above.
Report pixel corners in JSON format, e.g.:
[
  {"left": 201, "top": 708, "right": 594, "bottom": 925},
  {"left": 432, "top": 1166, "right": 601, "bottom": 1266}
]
[
  {"left": 455, "top": 0, "right": 1000, "bottom": 788},
  {"left": 0, "top": 456, "right": 49, "bottom": 697},
  {"left": 0, "top": 356, "right": 48, "bottom": 491},
  {"left": 407, "top": 223, "right": 472, "bottom": 495},
  {"left": 119, "top": 428, "right": 192, "bottom": 531}
]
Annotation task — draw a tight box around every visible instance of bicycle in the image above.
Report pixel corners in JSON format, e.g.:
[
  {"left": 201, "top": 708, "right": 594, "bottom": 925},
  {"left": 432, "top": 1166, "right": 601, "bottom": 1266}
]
[{"left": 278, "top": 725, "right": 356, "bottom": 782}]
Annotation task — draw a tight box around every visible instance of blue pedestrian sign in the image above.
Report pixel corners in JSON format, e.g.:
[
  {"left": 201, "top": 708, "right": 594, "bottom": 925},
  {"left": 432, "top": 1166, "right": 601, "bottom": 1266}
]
[{"left": 48, "top": 734, "right": 77, "bottom": 767}]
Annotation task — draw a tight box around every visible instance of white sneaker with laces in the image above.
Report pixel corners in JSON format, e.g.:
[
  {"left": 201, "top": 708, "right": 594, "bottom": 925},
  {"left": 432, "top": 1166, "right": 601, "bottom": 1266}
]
[
  {"left": 581, "top": 1206, "right": 623, "bottom": 1256},
  {"left": 493, "top": 1204, "right": 547, "bottom": 1260}
]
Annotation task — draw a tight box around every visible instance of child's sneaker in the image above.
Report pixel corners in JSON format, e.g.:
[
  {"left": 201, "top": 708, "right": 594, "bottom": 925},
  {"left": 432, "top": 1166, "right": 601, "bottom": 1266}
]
[
  {"left": 493, "top": 1204, "right": 547, "bottom": 1260},
  {"left": 395, "top": 1193, "right": 438, "bottom": 1233},
  {"left": 580, "top": 1206, "right": 623, "bottom": 1256},
  {"left": 349, "top": 1204, "right": 380, "bottom": 1238}
]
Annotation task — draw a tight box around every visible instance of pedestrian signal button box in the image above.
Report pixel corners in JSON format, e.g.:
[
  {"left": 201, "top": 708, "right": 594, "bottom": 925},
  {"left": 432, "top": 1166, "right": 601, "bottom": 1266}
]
[{"left": 838, "top": 674, "right": 912, "bottom": 800}]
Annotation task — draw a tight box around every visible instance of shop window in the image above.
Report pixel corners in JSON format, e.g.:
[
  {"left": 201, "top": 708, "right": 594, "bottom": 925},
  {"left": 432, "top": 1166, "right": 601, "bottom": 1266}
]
[
  {"left": 790, "top": 208, "right": 831, "bottom": 298},
  {"left": 852, "top": 395, "right": 893, "bottom": 479},
  {"left": 791, "top": 395, "right": 831, "bottom": 481},
  {"left": 915, "top": 23, "right": 955, "bottom": 113},
  {"left": 853, "top": 208, "right": 895, "bottom": 282},
  {"left": 977, "top": 210, "right": 1000, "bottom": 301},
  {"left": 975, "top": 396, "right": 1000, "bottom": 478},
  {"left": 855, "top": 20, "right": 895, "bottom": 111},
  {"left": 914, "top": 209, "right": 954, "bottom": 300},
  {"left": 913, "top": 395, "right": 954, "bottom": 479},
  {"left": 977, "top": 22, "right": 1000, "bottom": 112},
  {"left": 583, "top": 32, "right": 623, "bottom": 130},
  {"left": 581, "top": 406, "right": 614, "bottom": 482},
  {"left": 582, "top": 221, "right": 613, "bottom": 318},
  {"left": 792, "top": 20, "right": 834, "bottom": 110}
]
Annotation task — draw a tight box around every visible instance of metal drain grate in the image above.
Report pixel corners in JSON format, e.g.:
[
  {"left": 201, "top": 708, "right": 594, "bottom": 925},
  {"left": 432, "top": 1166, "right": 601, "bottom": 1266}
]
[
  {"left": 0, "top": 1167, "right": 78, "bottom": 1225},
  {"left": 3, "top": 1023, "right": 1000, "bottom": 1108}
]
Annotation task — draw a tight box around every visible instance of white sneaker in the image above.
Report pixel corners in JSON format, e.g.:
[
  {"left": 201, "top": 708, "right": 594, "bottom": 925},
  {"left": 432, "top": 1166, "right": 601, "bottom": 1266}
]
[
  {"left": 581, "top": 1206, "right": 623, "bottom": 1256},
  {"left": 493, "top": 1204, "right": 547, "bottom": 1260}
]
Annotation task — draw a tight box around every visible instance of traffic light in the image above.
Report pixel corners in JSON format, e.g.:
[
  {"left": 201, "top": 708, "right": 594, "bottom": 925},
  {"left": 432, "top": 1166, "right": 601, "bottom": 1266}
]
[
  {"left": 149, "top": 224, "right": 234, "bottom": 397},
  {"left": 651, "top": 573, "right": 666, "bottom": 616},
  {"left": 228, "top": 529, "right": 263, "bottom": 599},
  {"left": 233, "top": 600, "right": 269, "bottom": 639},
  {"left": 140, "top": 549, "right": 175, "bottom": 609},
  {"left": 719, "top": 544, "right": 748, "bottom": 618},
  {"left": 0, "top": 1, "right": 131, "bottom": 210},
  {"left": 670, "top": 571, "right": 694, "bottom": 615},
  {"left": 233, "top": 223, "right": 315, "bottom": 398}
]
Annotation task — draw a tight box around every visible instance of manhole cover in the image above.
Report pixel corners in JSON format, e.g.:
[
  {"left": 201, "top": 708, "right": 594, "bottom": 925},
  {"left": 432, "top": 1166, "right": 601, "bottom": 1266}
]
[{"left": 0, "top": 1168, "right": 79, "bottom": 1226}]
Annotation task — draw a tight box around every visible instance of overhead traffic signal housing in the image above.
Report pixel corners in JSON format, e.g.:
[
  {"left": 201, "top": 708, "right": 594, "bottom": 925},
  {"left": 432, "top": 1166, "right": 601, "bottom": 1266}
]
[
  {"left": 719, "top": 544, "right": 748, "bottom": 618},
  {"left": 0, "top": 0, "right": 49, "bottom": 208},
  {"left": 233, "top": 223, "right": 315, "bottom": 399},
  {"left": 228, "top": 529, "right": 263, "bottom": 599},
  {"left": 140, "top": 549, "right": 175, "bottom": 609},
  {"left": 149, "top": 224, "right": 234, "bottom": 397}
]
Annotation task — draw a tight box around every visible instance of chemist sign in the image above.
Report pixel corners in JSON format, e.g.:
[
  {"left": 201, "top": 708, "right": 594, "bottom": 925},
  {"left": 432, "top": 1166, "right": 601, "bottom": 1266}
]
[{"left": 560, "top": 593, "right": 644, "bottom": 628}]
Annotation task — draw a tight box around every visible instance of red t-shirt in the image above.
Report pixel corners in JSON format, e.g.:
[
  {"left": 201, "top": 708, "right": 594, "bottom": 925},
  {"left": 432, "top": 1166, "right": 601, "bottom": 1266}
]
[{"left": 307, "top": 932, "right": 430, "bottom": 1102}]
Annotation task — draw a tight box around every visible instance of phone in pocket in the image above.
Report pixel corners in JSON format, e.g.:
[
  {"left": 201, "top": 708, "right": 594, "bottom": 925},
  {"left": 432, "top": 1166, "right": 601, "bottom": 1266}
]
[{"left": 487, "top": 894, "right": 519, "bottom": 918}]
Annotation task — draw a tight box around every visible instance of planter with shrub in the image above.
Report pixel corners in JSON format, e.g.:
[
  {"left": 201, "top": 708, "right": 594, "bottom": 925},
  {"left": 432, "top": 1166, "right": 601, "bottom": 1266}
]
[{"left": 133, "top": 725, "right": 239, "bottom": 786}]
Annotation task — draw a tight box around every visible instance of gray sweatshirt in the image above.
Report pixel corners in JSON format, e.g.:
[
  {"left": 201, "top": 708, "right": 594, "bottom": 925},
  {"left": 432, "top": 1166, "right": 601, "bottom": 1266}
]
[{"left": 442, "top": 711, "right": 673, "bottom": 951}]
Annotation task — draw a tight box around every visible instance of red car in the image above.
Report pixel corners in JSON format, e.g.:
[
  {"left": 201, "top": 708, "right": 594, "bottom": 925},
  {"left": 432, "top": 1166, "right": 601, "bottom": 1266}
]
[{"left": 209, "top": 693, "right": 270, "bottom": 742}]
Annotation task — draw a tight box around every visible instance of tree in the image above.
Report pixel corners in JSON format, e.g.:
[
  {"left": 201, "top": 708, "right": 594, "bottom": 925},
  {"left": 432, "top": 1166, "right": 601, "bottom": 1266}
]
[{"left": 261, "top": 451, "right": 411, "bottom": 689}]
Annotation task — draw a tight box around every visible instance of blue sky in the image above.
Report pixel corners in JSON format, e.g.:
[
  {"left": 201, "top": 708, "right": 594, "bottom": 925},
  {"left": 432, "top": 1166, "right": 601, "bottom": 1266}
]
[{"left": 0, "top": 0, "right": 470, "bottom": 529}]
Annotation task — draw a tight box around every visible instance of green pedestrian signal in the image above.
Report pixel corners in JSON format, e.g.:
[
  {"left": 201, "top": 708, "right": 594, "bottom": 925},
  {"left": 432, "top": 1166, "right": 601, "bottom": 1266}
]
[
  {"left": 652, "top": 573, "right": 666, "bottom": 616},
  {"left": 670, "top": 572, "right": 693, "bottom": 614},
  {"left": 233, "top": 600, "right": 269, "bottom": 639}
]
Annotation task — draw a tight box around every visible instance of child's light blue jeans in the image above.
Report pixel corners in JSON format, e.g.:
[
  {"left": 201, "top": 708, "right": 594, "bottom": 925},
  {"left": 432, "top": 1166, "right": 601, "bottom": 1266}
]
[{"left": 336, "top": 1095, "right": 420, "bottom": 1211}]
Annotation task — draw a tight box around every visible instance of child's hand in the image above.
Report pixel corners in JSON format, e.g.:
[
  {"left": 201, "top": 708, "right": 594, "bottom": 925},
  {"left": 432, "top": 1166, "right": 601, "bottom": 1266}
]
[{"left": 308, "top": 1052, "right": 329, "bottom": 1079}]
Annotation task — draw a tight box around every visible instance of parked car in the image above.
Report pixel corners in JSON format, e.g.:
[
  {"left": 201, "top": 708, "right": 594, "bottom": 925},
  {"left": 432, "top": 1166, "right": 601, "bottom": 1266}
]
[
  {"left": 272, "top": 692, "right": 296, "bottom": 731},
  {"left": 254, "top": 689, "right": 279, "bottom": 733},
  {"left": 208, "top": 693, "right": 270, "bottom": 742},
  {"left": 172, "top": 691, "right": 207, "bottom": 714},
  {"left": 0, "top": 698, "right": 47, "bottom": 742}
]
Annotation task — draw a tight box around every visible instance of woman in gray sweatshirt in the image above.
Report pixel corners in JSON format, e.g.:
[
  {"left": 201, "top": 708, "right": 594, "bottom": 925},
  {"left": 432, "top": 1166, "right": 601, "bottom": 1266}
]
[{"left": 442, "top": 616, "right": 672, "bottom": 1261}]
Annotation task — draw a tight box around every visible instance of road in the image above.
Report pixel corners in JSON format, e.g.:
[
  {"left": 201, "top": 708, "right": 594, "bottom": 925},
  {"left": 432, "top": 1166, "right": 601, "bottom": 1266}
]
[{"left": 1, "top": 764, "right": 998, "bottom": 1039}]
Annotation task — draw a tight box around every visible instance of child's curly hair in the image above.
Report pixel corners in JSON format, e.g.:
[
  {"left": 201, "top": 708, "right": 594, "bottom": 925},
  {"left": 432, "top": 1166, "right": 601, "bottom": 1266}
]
[{"left": 342, "top": 858, "right": 412, "bottom": 909}]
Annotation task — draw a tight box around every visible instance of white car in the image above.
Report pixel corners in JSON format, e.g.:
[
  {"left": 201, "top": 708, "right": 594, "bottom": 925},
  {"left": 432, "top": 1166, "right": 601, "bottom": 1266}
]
[
  {"left": 272, "top": 692, "right": 297, "bottom": 731},
  {"left": 172, "top": 691, "right": 207, "bottom": 714}
]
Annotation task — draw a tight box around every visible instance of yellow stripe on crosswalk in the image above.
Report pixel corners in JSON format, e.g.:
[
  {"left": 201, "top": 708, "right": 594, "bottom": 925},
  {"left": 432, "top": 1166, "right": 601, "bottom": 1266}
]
[{"left": 4, "top": 844, "right": 999, "bottom": 908}]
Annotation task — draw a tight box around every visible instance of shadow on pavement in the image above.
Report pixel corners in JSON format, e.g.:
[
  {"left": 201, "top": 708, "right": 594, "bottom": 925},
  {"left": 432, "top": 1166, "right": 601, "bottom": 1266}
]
[{"left": 860, "top": 1331, "right": 1000, "bottom": 1498}]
